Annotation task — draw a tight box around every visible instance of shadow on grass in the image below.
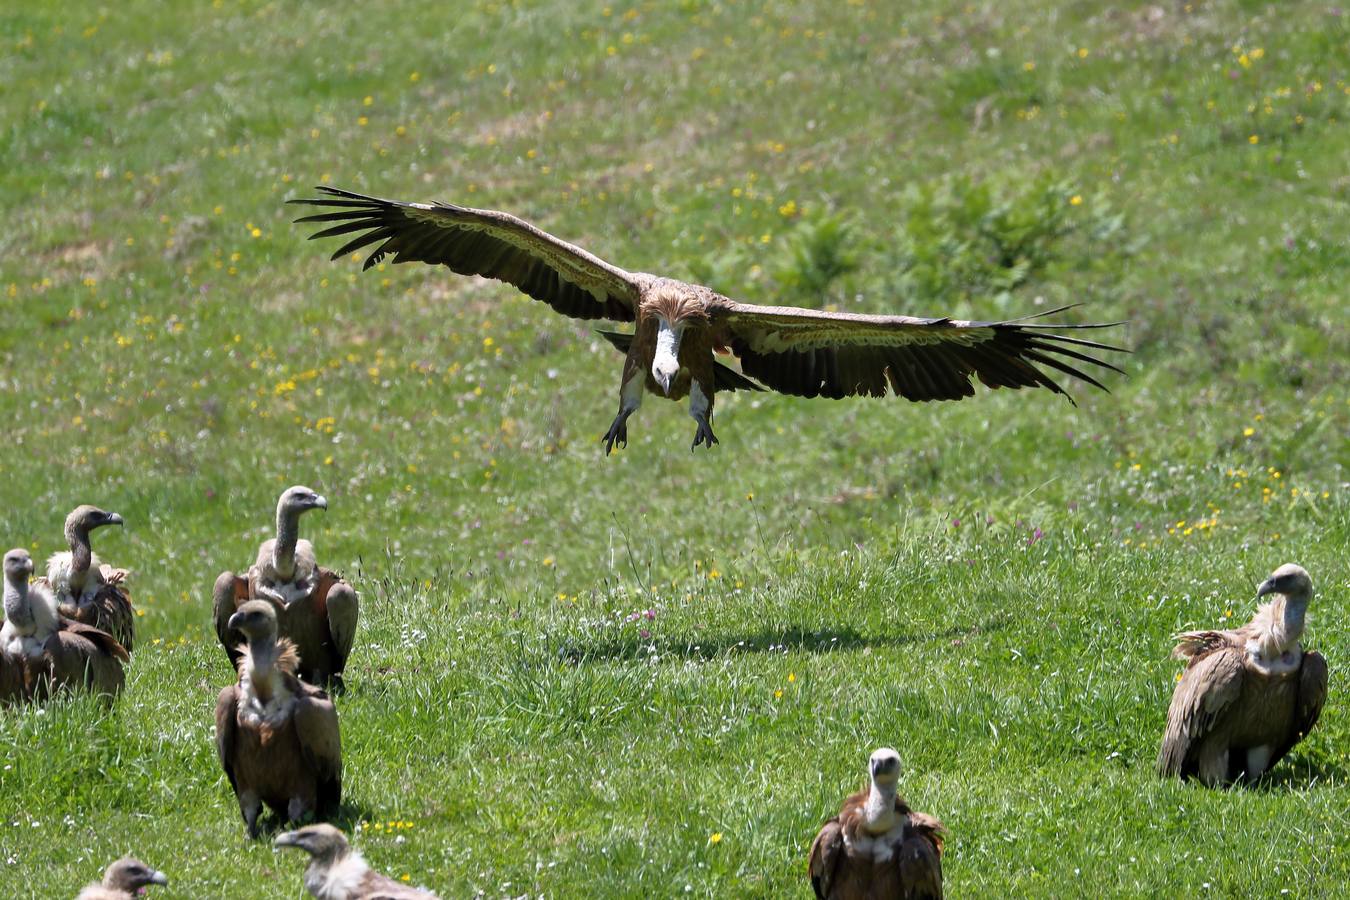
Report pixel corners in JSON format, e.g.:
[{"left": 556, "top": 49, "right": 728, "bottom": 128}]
[
  {"left": 549, "top": 616, "right": 1010, "bottom": 666},
  {"left": 238, "top": 800, "right": 377, "bottom": 841},
  {"left": 1249, "top": 755, "right": 1350, "bottom": 790}
]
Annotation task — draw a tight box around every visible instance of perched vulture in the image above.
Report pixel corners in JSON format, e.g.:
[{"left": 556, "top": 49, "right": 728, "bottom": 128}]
[
  {"left": 216, "top": 600, "right": 342, "bottom": 838},
  {"left": 75, "top": 856, "right": 168, "bottom": 900},
  {"left": 213, "top": 485, "right": 357, "bottom": 689},
  {"left": 292, "top": 187, "right": 1126, "bottom": 452},
  {"left": 1158, "top": 563, "right": 1328, "bottom": 786},
  {"left": 275, "top": 824, "right": 441, "bottom": 899},
  {"left": 43, "top": 505, "right": 135, "bottom": 653},
  {"left": 808, "top": 748, "right": 945, "bottom": 900},
  {"left": 0, "top": 548, "right": 127, "bottom": 701}
]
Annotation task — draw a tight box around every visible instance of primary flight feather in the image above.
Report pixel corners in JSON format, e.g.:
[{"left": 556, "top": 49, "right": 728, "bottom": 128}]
[{"left": 292, "top": 186, "right": 1127, "bottom": 452}]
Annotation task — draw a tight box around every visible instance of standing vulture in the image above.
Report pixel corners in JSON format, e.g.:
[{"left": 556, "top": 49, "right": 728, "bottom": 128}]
[
  {"left": 43, "top": 505, "right": 135, "bottom": 653},
  {"left": 1158, "top": 563, "right": 1328, "bottom": 786},
  {"left": 213, "top": 485, "right": 358, "bottom": 689},
  {"left": 275, "top": 824, "right": 442, "bottom": 899},
  {"left": 0, "top": 548, "right": 127, "bottom": 701},
  {"left": 808, "top": 748, "right": 945, "bottom": 899},
  {"left": 292, "top": 187, "right": 1126, "bottom": 453},
  {"left": 216, "top": 600, "right": 342, "bottom": 838},
  {"left": 75, "top": 857, "right": 168, "bottom": 900}
]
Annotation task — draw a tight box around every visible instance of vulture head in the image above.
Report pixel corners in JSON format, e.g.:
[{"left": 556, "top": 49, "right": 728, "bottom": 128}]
[
  {"left": 65, "top": 505, "right": 124, "bottom": 539},
  {"left": 869, "top": 747, "right": 902, "bottom": 787},
  {"left": 3, "top": 548, "right": 34, "bottom": 585},
  {"left": 643, "top": 284, "right": 706, "bottom": 396},
  {"left": 1257, "top": 563, "right": 1313, "bottom": 602},
  {"left": 228, "top": 599, "right": 280, "bottom": 644},
  {"left": 278, "top": 485, "right": 328, "bottom": 518},
  {"left": 274, "top": 822, "right": 350, "bottom": 861},
  {"left": 101, "top": 856, "right": 168, "bottom": 893}
]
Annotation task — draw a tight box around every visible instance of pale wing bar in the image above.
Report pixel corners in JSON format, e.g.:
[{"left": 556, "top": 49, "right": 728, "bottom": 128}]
[{"left": 290, "top": 187, "right": 640, "bottom": 322}]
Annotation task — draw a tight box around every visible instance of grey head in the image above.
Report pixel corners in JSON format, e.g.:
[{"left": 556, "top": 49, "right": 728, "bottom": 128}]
[
  {"left": 3, "top": 548, "right": 34, "bottom": 586},
  {"left": 869, "top": 747, "right": 902, "bottom": 786},
  {"left": 65, "top": 505, "right": 125, "bottom": 537},
  {"left": 278, "top": 485, "right": 328, "bottom": 517},
  {"left": 1256, "top": 563, "right": 1313, "bottom": 602},
  {"left": 102, "top": 856, "right": 168, "bottom": 891},
  {"left": 227, "top": 599, "right": 279, "bottom": 642},
  {"left": 274, "top": 822, "right": 351, "bottom": 861}
]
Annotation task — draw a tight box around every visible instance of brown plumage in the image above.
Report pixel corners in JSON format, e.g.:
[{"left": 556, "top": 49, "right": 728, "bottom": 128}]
[
  {"left": 1158, "top": 563, "right": 1328, "bottom": 786},
  {"left": 43, "top": 505, "right": 134, "bottom": 652},
  {"left": 216, "top": 600, "right": 342, "bottom": 838},
  {"left": 1, "top": 548, "right": 127, "bottom": 702},
  {"left": 276, "top": 824, "right": 441, "bottom": 899},
  {"left": 292, "top": 187, "right": 1126, "bottom": 453},
  {"left": 213, "top": 486, "right": 358, "bottom": 689},
  {"left": 808, "top": 748, "right": 944, "bottom": 899},
  {"left": 75, "top": 856, "right": 168, "bottom": 900}
]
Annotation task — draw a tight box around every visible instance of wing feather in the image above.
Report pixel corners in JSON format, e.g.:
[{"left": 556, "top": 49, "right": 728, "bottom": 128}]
[
  {"left": 292, "top": 187, "right": 640, "bottom": 322},
  {"left": 712, "top": 301, "right": 1126, "bottom": 402},
  {"left": 1268, "top": 649, "right": 1328, "bottom": 771},
  {"left": 1157, "top": 647, "right": 1245, "bottom": 777}
]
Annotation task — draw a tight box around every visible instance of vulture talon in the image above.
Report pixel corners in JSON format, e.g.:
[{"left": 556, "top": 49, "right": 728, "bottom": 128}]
[
  {"left": 602, "top": 418, "right": 629, "bottom": 455},
  {"left": 691, "top": 418, "right": 718, "bottom": 451}
]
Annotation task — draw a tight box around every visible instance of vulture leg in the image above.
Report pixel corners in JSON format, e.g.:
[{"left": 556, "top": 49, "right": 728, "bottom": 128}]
[
  {"left": 688, "top": 381, "right": 718, "bottom": 451},
  {"left": 603, "top": 369, "right": 644, "bottom": 455},
  {"left": 212, "top": 572, "right": 249, "bottom": 671},
  {"left": 1197, "top": 747, "right": 1229, "bottom": 787},
  {"left": 1245, "top": 746, "right": 1272, "bottom": 780},
  {"left": 240, "top": 792, "right": 263, "bottom": 840},
  {"left": 324, "top": 578, "right": 358, "bottom": 692}
]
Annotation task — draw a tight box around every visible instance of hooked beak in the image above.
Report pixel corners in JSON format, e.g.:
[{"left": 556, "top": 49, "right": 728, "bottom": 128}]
[
  {"left": 227, "top": 611, "right": 246, "bottom": 631},
  {"left": 273, "top": 830, "right": 302, "bottom": 849},
  {"left": 313, "top": 495, "right": 328, "bottom": 511},
  {"left": 147, "top": 869, "right": 169, "bottom": 886},
  {"left": 1256, "top": 577, "right": 1278, "bottom": 598},
  {"left": 655, "top": 371, "right": 673, "bottom": 396},
  {"left": 106, "top": 512, "right": 125, "bottom": 527}
]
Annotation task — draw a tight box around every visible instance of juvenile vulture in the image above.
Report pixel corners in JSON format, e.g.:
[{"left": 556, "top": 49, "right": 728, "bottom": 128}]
[
  {"left": 808, "top": 748, "right": 945, "bottom": 899},
  {"left": 1, "top": 548, "right": 127, "bottom": 700},
  {"left": 276, "top": 824, "right": 441, "bottom": 899},
  {"left": 216, "top": 600, "right": 342, "bottom": 838},
  {"left": 75, "top": 857, "right": 168, "bottom": 900},
  {"left": 292, "top": 187, "right": 1126, "bottom": 453},
  {"left": 1158, "top": 563, "right": 1328, "bottom": 786},
  {"left": 213, "top": 485, "right": 357, "bottom": 689},
  {"left": 44, "top": 505, "right": 135, "bottom": 652}
]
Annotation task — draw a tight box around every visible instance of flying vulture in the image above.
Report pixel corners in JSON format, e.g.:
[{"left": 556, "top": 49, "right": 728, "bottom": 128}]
[
  {"left": 43, "top": 505, "right": 135, "bottom": 653},
  {"left": 275, "top": 824, "right": 442, "bottom": 899},
  {"left": 0, "top": 548, "right": 127, "bottom": 701},
  {"left": 1158, "top": 563, "right": 1328, "bottom": 786},
  {"left": 75, "top": 857, "right": 168, "bottom": 900},
  {"left": 215, "top": 599, "right": 342, "bottom": 838},
  {"left": 292, "top": 187, "right": 1126, "bottom": 452},
  {"left": 213, "top": 485, "right": 358, "bottom": 689},
  {"left": 808, "top": 747, "right": 945, "bottom": 899}
]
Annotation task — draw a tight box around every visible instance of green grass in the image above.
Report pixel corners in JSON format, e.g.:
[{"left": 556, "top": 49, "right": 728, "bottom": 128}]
[{"left": 1, "top": 0, "right": 1348, "bottom": 895}]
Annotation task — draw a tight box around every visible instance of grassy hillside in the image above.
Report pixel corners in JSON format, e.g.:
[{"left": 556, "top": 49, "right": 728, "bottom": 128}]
[{"left": 1, "top": 0, "right": 1347, "bottom": 895}]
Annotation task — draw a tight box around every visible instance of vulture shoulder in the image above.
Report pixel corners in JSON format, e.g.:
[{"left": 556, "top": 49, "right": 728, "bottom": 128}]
[
  {"left": 212, "top": 571, "right": 251, "bottom": 670},
  {"left": 807, "top": 816, "right": 846, "bottom": 899},
  {"left": 292, "top": 676, "right": 343, "bottom": 817},
  {"left": 355, "top": 869, "right": 442, "bottom": 899},
  {"left": 1268, "top": 649, "right": 1329, "bottom": 771},
  {"left": 318, "top": 570, "right": 359, "bottom": 679},
  {"left": 1157, "top": 644, "right": 1245, "bottom": 777},
  {"left": 74, "top": 889, "right": 126, "bottom": 900},
  {"left": 35, "top": 618, "right": 128, "bottom": 699},
  {"left": 292, "top": 187, "right": 641, "bottom": 323},
  {"left": 898, "top": 813, "right": 945, "bottom": 900},
  {"left": 62, "top": 581, "right": 135, "bottom": 654},
  {"left": 215, "top": 684, "right": 241, "bottom": 795},
  {"left": 708, "top": 301, "right": 1125, "bottom": 402}
]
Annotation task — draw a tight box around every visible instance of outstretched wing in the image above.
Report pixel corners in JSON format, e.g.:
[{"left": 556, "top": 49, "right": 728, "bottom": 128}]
[
  {"left": 291, "top": 187, "right": 641, "bottom": 322},
  {"left": 1156, "top": 647, "right": 1244, "bottom": 777},
  {"left": 709, "top": 301, "right": 1126, "bottom": 402}
]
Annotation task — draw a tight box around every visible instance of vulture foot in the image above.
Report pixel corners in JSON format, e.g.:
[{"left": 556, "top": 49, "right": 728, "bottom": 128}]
[
  {"left": 690, "top": 417, "right": 719, "bottom": 451},
  {"left": 602, "top": 415, "right": 629, "bottom": 455}
]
